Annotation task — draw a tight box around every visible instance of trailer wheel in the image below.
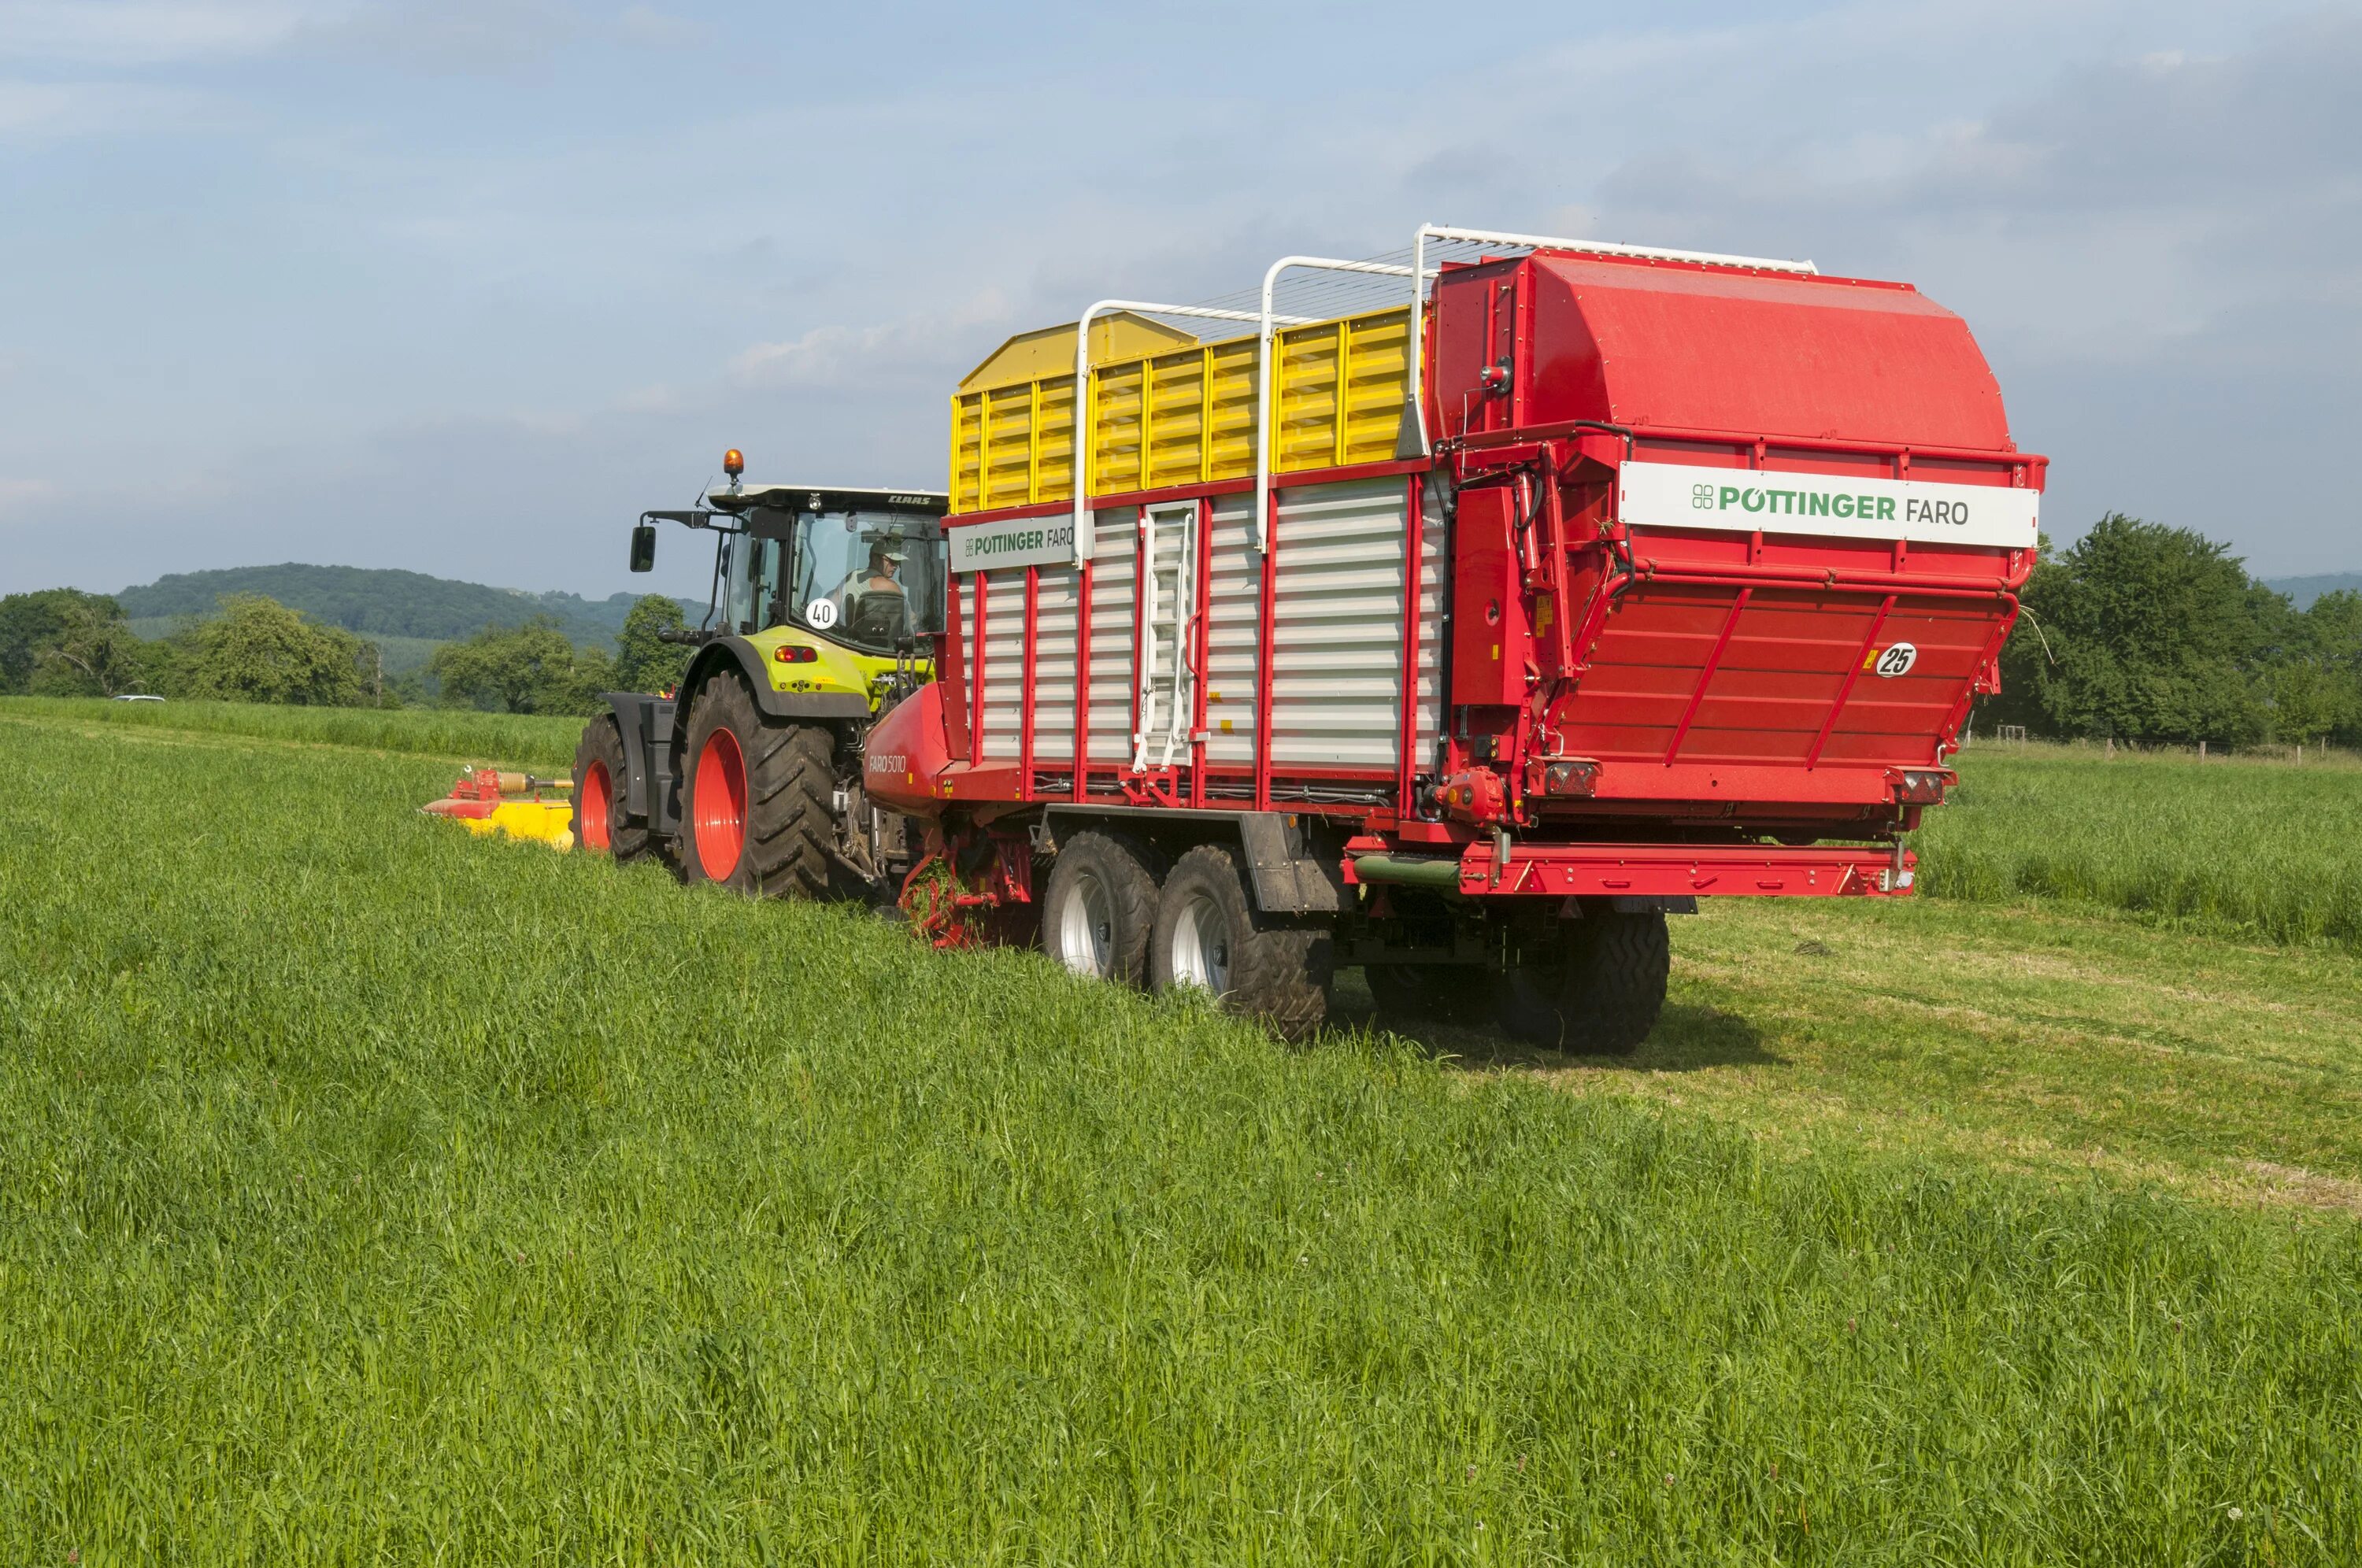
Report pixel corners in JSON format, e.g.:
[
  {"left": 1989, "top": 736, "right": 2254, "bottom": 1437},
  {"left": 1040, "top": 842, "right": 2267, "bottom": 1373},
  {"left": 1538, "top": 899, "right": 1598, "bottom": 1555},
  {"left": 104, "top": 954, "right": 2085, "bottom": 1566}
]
[
  {"left": 1365, "top": 963, "right": 1490, "bottom": 1026},
  {"left": 679, "top": 676, "right": 835, "bottom": 897},
  {"left": 1150, "top": 843, "right": 1331, "bottom": 1041},
  {"left": 1494, "top": 911, "right": 1669, "bottom": 1055},
  {"left": 572, "top": 717, "right": 657, "bottom": 865},
  {"left": 1042, "top": 830, "right": 1160, "bottom": 986}
]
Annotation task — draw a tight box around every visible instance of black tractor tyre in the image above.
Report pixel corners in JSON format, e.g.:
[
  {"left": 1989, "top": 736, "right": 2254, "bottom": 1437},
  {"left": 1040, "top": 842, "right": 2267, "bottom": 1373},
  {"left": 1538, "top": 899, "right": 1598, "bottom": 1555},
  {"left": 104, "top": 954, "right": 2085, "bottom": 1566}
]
[
  {"left": 1494, "top": 911, "right": 1669, "bottom": 1055},
  {"left": 1150, "top": 843, "right": 1332, "bottom": 1041},
  {"left": 678, "top": 675, "right": 836, "bottom": 897},
  {"left": 1041, "top": 830, "right": 1161, "bottom": 987},
  {"left": 1365, "top": 962, "right": 1491, "bottom": 1026},
  {"left": 572, "top": 716, "right": 659, "bottom": 865}
]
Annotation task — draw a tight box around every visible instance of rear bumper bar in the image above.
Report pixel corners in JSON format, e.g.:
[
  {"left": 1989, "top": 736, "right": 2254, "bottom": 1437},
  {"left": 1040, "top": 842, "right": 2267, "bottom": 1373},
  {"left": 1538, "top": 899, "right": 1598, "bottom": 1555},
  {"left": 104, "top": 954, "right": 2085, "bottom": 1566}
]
[{"left": 1344, "top": 841, "right": 1914, "bottom": 899}]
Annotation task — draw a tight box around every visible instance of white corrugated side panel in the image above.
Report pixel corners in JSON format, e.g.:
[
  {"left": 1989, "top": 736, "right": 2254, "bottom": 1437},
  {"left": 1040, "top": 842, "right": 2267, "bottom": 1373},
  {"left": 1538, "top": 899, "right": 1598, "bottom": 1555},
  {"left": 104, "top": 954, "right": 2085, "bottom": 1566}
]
[
  {"left": 1201, "top": 494, "right": 1260, "bottom": 772},
  {"left": 977, "top": 568, "right": 1027, "bottom": 760},
  {"left": 1083, "top": 507, "right": 1138, "bottom": 766},
  {"left": 1269, "top": 475, "right": 1412, "bottom": 770},
  {"left": 1030, "top": 562, "right": 1080, "bottom": 768}
]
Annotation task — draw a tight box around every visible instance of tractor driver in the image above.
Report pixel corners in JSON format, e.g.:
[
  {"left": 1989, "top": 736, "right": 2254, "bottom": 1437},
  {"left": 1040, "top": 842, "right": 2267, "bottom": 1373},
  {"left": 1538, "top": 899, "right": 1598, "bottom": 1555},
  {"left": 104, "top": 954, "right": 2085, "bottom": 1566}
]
[{"left": 833, "top": 540, "right": 908, "bottom": 608}]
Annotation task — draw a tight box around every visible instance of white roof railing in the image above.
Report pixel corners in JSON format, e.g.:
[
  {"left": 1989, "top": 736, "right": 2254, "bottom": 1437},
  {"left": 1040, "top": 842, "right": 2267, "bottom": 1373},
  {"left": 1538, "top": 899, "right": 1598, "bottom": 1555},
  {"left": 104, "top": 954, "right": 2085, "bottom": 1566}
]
[
  {"left": 1255, "top": 256, "right": 1416, "bottom": 553},
  {"left": 1070, "top": 299, "right": 1308, "bottom": 564},
  {"left": 1061, "top": 226, "right": 1819, "bottom": 549}
]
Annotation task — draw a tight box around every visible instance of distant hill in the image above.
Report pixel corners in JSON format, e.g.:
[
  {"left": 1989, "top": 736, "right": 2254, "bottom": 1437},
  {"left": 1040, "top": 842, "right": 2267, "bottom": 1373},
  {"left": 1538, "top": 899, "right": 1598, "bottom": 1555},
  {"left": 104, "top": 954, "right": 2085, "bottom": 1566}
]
[
  {"left": 2264, "top": 573, "right": 2362, "bottom": 610},
  {"left": 116, "top": 564, "right": 645, "bottom": 645}
]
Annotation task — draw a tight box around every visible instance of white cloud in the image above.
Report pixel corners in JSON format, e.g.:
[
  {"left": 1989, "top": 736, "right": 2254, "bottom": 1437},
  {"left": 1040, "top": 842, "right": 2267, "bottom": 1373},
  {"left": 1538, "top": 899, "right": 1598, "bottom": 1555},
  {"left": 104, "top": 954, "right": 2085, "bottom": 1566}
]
[
  {"left": 0, "top": 1, "right": 332, "bottom": 66},
  {"left": 294, "top": 0, "right": 572, "bottom": 75},
  {"left": 728, "top": 291, "right": 1016, "bottom": 391}
]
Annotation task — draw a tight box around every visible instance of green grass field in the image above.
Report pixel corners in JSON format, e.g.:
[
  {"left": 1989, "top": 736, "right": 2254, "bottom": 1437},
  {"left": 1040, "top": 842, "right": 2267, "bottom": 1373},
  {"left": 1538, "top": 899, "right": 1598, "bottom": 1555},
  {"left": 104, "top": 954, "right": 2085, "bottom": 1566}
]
[
  {"left": 4, "top": 701, "right": 2360, "bottom": 1562},
  {"left": 1914, "top": 741, "right": 2362, "bottom": 951}
]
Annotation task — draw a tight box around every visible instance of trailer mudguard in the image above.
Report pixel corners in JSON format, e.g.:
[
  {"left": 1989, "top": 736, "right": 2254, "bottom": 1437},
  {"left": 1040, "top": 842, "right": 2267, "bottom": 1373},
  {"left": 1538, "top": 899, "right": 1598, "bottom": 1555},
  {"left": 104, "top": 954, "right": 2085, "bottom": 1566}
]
[{"left": 1236, "top": 812, "right": 1347, "bottom": 915}]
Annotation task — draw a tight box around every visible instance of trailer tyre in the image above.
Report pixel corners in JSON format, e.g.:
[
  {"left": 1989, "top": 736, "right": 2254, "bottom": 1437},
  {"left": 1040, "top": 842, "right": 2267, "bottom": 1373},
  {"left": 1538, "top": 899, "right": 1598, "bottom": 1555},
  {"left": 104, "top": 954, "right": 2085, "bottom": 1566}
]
[
  {"left": 1042, "top": 831, "right": 1161, "bottom": 987},
  {"left": 1494, "top": 911, "right": 1669, "bottom": 1055},
  {"left": 679, "top": 675, "right": 835, "bottom": 897},
  {"left": 1150, "top": 843, "right": 1331, "bottom": 1041},
  {"left": 572, "top": 717, "right": 657, "bottom": 865}
]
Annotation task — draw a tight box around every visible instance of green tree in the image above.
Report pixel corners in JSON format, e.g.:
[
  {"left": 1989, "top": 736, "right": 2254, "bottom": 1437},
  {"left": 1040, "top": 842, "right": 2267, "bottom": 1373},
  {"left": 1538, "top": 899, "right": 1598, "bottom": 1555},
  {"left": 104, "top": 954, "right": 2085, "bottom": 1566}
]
[
  {"left": 2291, "top": 589, "right": 2362, "bottom": 746},
  {"left": 1995, "top": 515, "right": 2273, "bottom": 746},
  {"left": 430, "top": 617, "right": 614, "bottom": 715},
  {"left": 612, "top": 594, "right": 692, "bottom": 693},
  {"left": 184, "top": 594, "right": 370, "bottom": 706},
  {"left": 0, "top": 588, "right": 155, "bottom": 695}
]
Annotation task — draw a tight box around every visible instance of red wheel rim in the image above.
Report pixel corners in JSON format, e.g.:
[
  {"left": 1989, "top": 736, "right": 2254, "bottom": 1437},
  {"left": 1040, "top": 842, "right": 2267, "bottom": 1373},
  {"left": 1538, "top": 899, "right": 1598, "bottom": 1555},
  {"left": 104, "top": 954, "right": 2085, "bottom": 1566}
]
[
  {"left": 579, "top": 759, "right": 613, "bottom": 852},
  {"left": 691, "top": 727, "right": 747, "bottom": 881}
]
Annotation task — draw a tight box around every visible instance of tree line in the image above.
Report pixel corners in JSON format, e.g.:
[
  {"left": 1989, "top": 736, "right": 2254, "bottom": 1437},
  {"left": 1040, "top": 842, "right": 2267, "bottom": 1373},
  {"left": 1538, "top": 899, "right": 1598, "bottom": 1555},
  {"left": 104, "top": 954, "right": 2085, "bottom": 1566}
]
[
  {"left": 0, "top": 590, "right": 694, "bottom": 714},
  {"left": 4, "top": 514, "right": 2356, "bottom": 746},
  {"left": 1986, "top": 515, "right": 2361, "bottom": 749}
]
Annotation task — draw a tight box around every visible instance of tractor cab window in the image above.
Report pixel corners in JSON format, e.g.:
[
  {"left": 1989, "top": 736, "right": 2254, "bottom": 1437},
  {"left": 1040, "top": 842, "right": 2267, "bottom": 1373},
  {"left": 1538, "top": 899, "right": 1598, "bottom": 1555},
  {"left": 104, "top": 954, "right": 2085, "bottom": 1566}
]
[
  {"left": 785, "top": 510, "right": 943, "bottom": 654},
  {"left": 722, "top": 534, "right": 790, "bottom": 637},
  {"left": 727, "top": 508, "right": 945, "bottom": 653}
]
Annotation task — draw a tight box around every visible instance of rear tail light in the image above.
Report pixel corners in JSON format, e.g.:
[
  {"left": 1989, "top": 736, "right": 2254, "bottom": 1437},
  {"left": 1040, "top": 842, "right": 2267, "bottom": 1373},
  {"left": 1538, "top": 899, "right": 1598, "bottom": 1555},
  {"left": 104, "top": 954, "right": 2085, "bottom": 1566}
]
[
  {"left": 1894, "top": 769, "right": 1949, "bottom": 804},
  {"left": 774, "top": 644, "right": 819, "bottom": 664},
  {"left": 1535, "top": 758, "right": 1601, "bottom": 798}
]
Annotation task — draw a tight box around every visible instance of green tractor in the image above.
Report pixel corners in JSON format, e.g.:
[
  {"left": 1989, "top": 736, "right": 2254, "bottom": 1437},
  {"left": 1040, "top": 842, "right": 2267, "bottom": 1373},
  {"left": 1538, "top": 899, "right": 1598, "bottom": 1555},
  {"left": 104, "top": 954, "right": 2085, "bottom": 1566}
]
[{"left": 572, "top": 451, "right": 949, "bottom": 898}]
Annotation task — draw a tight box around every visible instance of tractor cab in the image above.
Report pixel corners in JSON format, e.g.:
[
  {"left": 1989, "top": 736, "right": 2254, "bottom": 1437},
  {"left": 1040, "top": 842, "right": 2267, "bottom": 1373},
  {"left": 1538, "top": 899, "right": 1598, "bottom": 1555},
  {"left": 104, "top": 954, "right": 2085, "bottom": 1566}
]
[{"left": 702, "top": 483, "right": 950, "bottom": 656}]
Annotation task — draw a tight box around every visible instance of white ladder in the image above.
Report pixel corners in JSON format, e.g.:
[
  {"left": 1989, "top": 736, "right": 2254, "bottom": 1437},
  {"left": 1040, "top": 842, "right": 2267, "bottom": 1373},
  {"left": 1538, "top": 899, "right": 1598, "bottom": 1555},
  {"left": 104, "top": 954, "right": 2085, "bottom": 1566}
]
[{"left": 1132, "top": 501, "right": 1198, "bottom": 774}]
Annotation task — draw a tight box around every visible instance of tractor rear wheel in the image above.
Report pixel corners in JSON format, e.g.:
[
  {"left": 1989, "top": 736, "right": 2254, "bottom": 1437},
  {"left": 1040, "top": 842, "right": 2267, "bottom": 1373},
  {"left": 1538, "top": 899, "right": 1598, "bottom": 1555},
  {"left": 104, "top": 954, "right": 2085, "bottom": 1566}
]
[
  {"left": 1493, "top": 911, "right": 1668, "bottom": 1055},
  {"left": 679, "top": 676, "right": 835, "bottom": 897},
  {"left": 1042, "top": 830, "right": 1160, "bottom": 986},
  {"left": 1150, "top": 843, "right": 1331, "bottom": 1040},
  {"left": 572, "top": 717, "right": 657, "bottom": 865}
]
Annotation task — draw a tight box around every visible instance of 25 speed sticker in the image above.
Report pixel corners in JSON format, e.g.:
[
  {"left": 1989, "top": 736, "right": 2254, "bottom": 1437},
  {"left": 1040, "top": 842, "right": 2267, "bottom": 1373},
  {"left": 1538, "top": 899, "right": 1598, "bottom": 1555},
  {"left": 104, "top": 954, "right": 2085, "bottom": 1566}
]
[{"left": 1871, "top": 642, "right": 1919, "bottom": 678}]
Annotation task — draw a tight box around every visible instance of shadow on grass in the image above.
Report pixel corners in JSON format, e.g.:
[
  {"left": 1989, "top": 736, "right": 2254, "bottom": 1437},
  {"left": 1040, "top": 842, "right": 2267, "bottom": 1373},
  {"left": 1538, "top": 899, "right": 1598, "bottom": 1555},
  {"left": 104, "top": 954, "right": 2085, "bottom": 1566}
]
[{"left": 1322, "top": 973, "right": 1784, "bottom": 1074}]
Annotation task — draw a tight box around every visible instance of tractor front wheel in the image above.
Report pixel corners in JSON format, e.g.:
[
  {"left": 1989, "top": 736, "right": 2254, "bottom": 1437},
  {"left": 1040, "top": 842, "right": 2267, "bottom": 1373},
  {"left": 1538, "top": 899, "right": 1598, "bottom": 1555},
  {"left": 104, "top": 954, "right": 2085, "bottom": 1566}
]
[{"left": 679, "top": 676, "right": 835, "bottom": 897}]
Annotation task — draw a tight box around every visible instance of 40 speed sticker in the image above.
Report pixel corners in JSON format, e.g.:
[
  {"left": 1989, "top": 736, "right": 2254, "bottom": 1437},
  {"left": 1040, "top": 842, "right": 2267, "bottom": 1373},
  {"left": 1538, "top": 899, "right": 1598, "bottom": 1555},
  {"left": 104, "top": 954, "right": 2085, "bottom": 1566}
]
[{"left": 1870, "top": 642, "right": 1918, "bottom": 678}]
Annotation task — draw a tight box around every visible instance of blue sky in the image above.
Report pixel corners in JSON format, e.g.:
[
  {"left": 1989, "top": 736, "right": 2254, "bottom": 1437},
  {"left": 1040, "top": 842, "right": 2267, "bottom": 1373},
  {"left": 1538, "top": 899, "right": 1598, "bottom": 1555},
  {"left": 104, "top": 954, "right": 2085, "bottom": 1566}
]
[{"left": 2, "top": 0, "right": 2356, "bottom": 603}]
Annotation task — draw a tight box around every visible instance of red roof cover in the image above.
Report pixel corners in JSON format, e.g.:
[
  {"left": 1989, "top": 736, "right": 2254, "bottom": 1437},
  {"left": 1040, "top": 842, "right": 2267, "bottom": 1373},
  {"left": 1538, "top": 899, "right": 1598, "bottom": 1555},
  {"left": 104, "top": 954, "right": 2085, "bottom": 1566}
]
[{"left": 1524, "top": 254, "right": 2015, "bottom": 453}]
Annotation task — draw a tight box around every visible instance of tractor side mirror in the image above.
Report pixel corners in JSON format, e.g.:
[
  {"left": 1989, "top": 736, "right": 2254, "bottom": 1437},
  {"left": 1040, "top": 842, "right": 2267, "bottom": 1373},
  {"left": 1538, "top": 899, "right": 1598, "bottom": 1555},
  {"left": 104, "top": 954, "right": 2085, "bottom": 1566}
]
[{"left": 628, "top": 522, "right": 657, "bottom": 573}]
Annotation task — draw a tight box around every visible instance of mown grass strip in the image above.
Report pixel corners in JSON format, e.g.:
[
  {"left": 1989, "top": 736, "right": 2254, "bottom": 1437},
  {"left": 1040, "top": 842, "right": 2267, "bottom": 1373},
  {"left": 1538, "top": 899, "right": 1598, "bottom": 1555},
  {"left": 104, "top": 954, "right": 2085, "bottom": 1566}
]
[{"left": 2, "top": 715, "right": 2357, "bottom": 1562}]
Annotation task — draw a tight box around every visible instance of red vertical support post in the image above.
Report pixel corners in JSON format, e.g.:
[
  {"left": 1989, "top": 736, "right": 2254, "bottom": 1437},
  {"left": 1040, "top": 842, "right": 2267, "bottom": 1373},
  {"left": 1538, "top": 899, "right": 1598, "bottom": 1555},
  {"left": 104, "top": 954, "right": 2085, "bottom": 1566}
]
[
  {"left": 1253, "top": 484, "right": 1279, "bottom": 812},
  {"left": 1019, "top": 564, "right": 1039, "bottom": 799},
  {"left": 1072, "top": 556, "right": 1092, "bottom": 801},
  {"left": 1190, "top": 495, "right": 1214, "bottom": 807},
  {"left": 1395, "top": 473, "right": 1426, "bottom": 817},
  {"left": 1128, "top": 509, "right": 1146, "bottom": 775}
]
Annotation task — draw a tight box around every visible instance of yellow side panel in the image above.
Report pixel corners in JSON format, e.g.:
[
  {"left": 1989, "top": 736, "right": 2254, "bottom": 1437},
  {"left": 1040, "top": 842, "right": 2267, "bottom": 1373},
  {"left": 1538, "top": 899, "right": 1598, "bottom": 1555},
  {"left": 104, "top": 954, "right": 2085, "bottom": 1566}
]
[
  {"left": 1146, "top": 346, "right": 1209, "bottom": 490},
  {"left": 983, "top": 385, "right": 1036, "bottom": 510},
  {"left": 1342, "top": 309, "right": 1409, "bottom": 466},
  {"left": 948, "top": 305, "right": 1409, "bottom": 514},
  {"left": 1275, "top": 320, "right": 1341, "bottom": 471},
  {"left": 1207, "top": 338, "right": 1258, "bottom": 481},
  {"left": 951, "top": 394, "right": 983, "bottom": 512},
  {"left": 1093, "top": 362, "right": 1145, "bottom": 497},
  {"left": 1035, "top": 374, "right": 1075, "bottom": 503}
]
